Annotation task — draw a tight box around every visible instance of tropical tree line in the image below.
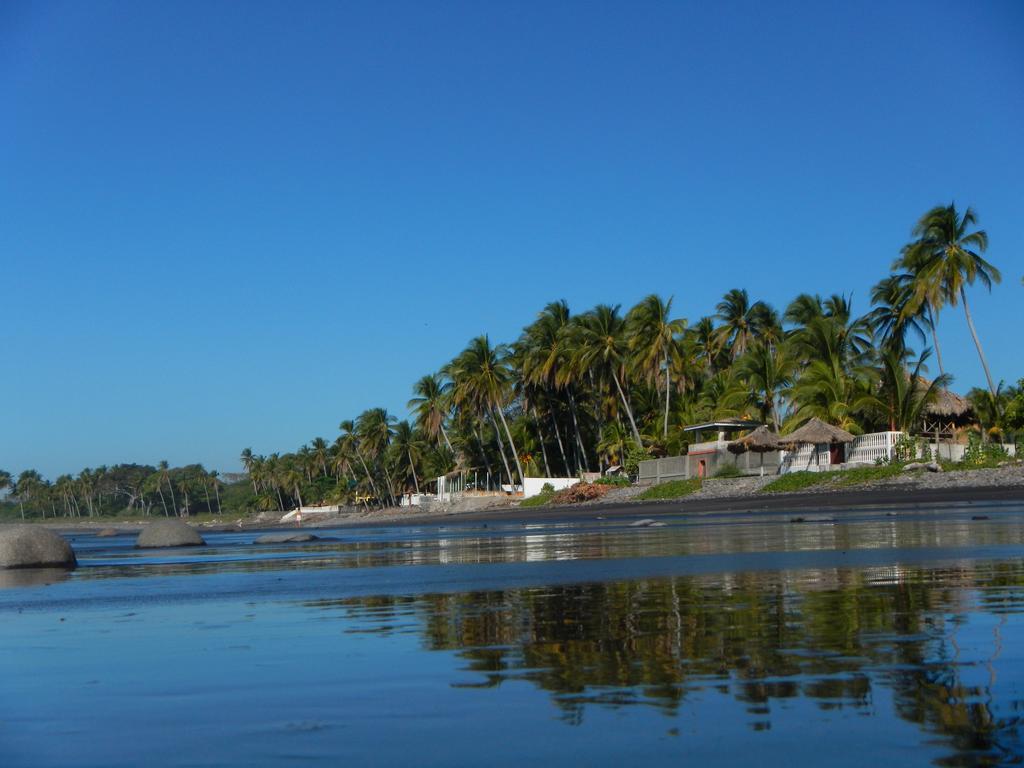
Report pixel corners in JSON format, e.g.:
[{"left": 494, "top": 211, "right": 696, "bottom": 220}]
[
  {"left": 233, "top": 203, "right": 1015, "bottom": 511},
  {"left": 2, "top": 203, "right": 1015, "bottom": 516},
  {"left": 0, "top": 463, "right": 228, "bottom": 521}
]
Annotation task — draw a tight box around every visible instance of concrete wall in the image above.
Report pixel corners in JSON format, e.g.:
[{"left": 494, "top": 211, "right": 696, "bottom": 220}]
[{"left": 523, "top": 477, "right": 578, "bottom": 498}]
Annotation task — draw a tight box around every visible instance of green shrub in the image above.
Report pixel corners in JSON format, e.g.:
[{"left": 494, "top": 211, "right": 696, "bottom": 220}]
[
  {"left": 636, "top": 479, "right": 702, "bottom": 500},
  {"left": 624, "top": 444, "right": 653, "bottom": 477},
  {"left": 961, "top": 433, "right": 1009, "bottom": 468},
  {"left": 595, "top": 475, "right": 631, "bottom": 486},
  {"left": 892, "top": 433, "right": 919, "bottom": 463}
]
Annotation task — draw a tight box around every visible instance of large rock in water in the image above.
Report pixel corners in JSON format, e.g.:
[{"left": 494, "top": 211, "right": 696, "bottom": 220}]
[
  {"left": 136, "top": 520, "right": 206, "bottom": 548},
  {"left": 0, "top": 525, "right": 77, "bottom": 569}
]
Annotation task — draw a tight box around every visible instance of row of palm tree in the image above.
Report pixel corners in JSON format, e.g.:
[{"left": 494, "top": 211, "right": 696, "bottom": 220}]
[
  {"left": 0, "top": 463, "right": 223, "bottom": 520},
  {"left": 232, "top": 203, "right": 1008, "bottom": 510},
  {"left": 1, "top": 203, "right": 1009, "bottom": 516}
]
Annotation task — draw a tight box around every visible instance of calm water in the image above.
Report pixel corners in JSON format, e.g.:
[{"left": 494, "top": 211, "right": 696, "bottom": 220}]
[{"left": 2, "top": 504, "right": 1024, "bottom": 766}]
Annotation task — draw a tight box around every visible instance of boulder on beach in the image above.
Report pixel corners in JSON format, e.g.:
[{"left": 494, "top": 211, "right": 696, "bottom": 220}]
[
  {"left": 0, "top": 525, "right": 77, "bottom": 570},
  {"left": 255, "top": 532, "right": 319, "bottom": 544},
  {"left": 136, "top": 520, "right": 206, "bottom": 548}
]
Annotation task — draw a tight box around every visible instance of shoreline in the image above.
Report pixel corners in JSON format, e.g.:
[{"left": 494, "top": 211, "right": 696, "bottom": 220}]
[{"left": 15, "top": 471, "right": 1024, "bottom": 534}]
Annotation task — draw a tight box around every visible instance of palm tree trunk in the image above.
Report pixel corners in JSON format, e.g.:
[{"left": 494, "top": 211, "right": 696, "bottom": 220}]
[
  {"left": 408, "top": 450, "right": 420, "bottom": 494},
  {"left": 549, "top": 409, "right": 570, "bottom": 476},
  {"left": 663, "top": 349, "right": 671, "bottom": 439},
  {"left": 380, "top": 463, "right": 398, "bottom": 507},
  {"left": 926, "top": 304, "right": 945, "bottom": 377},
  {"left": 567, "top": 386, "right": 589, "bottom": 472},
  {"left": 488, "top": 409, "right": 515, "bottom": 488},
  {"left": 612, "top": 370, "right": 644, "bottom": 446},
  {"left": 355, "top": 451, "right": 383, "bottom": 509},
  {"left": 495, "top": 403, "right": 525, "bottom": 487},
  {"left": 157, "top": 486, "right": 169, "bottom": 517},
  {"left": 439, "top": 423, "right": 454, "bottom": 453},
  {"left": 960, "top": 287, "right": 998, "bottom": 399},
  {"left": 166, "top": 475, "right": 177, "bottom": 517},
  {"left": 531, "top": 407, "right": 551, "bottom": 477},
  {"left": 214, "top": 482, "right": 222, "bottom": 514},
  {"left": 473, "top": 426, "right": 494, "bottom": 482}
]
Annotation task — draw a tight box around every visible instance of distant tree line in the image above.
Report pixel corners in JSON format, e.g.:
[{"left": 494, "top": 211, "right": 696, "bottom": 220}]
[{"left": 0, "top": 463, "right": 236, "bottom": 521}]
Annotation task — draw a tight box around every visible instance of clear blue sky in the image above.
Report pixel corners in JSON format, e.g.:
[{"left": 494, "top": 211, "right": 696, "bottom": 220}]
[{"left": 2, "top": 0, "right": 1022, "bottom": 479}]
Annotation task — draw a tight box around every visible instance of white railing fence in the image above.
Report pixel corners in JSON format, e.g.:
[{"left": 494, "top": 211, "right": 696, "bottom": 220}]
[{"left": 847, "top": 431, "right": 903, "bottom": 465}]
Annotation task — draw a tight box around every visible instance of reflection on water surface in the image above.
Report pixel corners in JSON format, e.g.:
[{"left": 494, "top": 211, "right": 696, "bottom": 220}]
[{"left": 2, "top": 506, "right": 1024, "bottom": 767}]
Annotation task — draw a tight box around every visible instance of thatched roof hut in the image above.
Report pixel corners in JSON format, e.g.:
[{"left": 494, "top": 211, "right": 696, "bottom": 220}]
[
  {"left": 727, "top": 425, "right": 780, "bottom": 454},
  {"left": 781, "top": 418, "right": 854, "bottom": 448},
  {"left": 923, "top": 387, "right": 972, "bottom": 419}
]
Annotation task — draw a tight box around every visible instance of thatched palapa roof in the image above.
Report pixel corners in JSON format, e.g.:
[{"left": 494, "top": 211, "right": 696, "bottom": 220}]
[
  {"left": 781, "top": 418, "right": 855, "bottom": 447},
  {"left": 923, "top": 387, "right": 972, "bottom": 418},
  {"left": 727, "top": 425, "right": 780, "bottom": 454}
]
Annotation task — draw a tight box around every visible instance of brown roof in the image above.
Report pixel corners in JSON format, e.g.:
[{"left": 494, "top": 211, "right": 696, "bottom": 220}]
[
  {"left": 781, "top": 417, "right": 855, "bottom": 446},
  {"left": 923, "top": 386, "right": 972, "bottom": 418},
  {"left": 727, "top": 425, "right": 780, "bottom": 454}
]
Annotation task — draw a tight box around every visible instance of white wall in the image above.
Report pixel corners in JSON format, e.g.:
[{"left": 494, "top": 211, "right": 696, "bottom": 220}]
[{"left": 523, "top": 477, "right": 578, "bottom": 498}]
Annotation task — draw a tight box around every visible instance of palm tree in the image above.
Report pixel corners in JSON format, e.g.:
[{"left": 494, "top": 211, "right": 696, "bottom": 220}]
[
  {"left": 209, "top": 470, "right": 223, "bottom": 514},
  {"left": 449, "top": 335, "right": 526, "bottom": 486},
  {"left": 521, "top": 300, "right": 588, "bottom": 473},
  {"left": 715, "top": 289, "right": 772, "bottom": 360},
  {"left": 858, "top": 350, "right": 949, "bottom": 433},
  {"left": 735, "top": 343, "right": 791, "bottom": 431},
  {"left": 868, "top": 273, "right": 931, "bottom": 358},
  {"left": 156, "top": 460, "right": 178, "bottom": 516},
  {"left": 357, "top": 408, "right": 398, "bottom": 504},
  {"left": 567, "top": 305, "right": 643, "bottom": 446},
  {"left": 240, "top": 448, "right": 259, "bottom": 493},
  {"left": 339, "top": 419, "right": 382, "bottom": 506},
  {"left": 309, "top": 438, "right": 330, "bottom": 478},
  {"left": 627, "top": 294, "right": 686, "bottom": 439},
  {"left": 408, "top": 374, "right": 454, "bottom": 451},
  {"left": 898, "top": 203, "right": 1002, "bottom": 397},
  {"left": 391, "top": 421, "right": 425, "bottom": 494},
  {"left": 15, "top": 470, "right": 43, "bottom": 519}
]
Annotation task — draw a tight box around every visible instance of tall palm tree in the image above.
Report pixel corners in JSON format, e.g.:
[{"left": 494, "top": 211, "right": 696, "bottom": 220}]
[
  {"left": 159, "top": 460, "right": 178, "bottom": 516},
  {"left": 357, "top": 408, "right": 398, "bottom": 504},
  {"left": 240, "top": 448, "right": 258, "bottom": 493},
  {"left": 391, "top": 420, "right": 425, "bottom": 494},
  {"left": 448, "top": 335, "right": 526, "bottom": 486},
  {"left": 340, "top": 419, "right": 383, "bottom": 506},
  {"left": 521, "top": 300, "right": 588, "bottom": 473},
  {"left": 408, "top": 373, "right": 454, "bottom": 451},
  {"left": 567, "top": 305, "right": 643, "bottom": 446},
  {"left": 627, "top": 294, "right": 686, "bottom": 439},
  {"left": 898, "top": 203, "right": 1002, "bottom": 397}
]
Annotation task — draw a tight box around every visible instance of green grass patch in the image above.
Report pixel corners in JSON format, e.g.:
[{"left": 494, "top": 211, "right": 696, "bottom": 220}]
[
  {"left": 760, "top": 472, "right": 828, "bottom": 493},
  {"left": 762, "top": 463, "right": 907, "bottom": 493},
  {"left": 637, "top": 478, "right": 702, "bottom": 501},
  {"left": 711, "top": 464, "right": 744, "bottom": 479},
  {"left": 520, "top": 491, "right": 556, "bottom": 508}
]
